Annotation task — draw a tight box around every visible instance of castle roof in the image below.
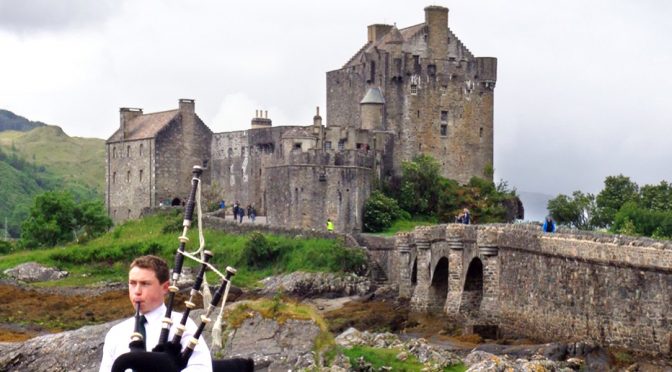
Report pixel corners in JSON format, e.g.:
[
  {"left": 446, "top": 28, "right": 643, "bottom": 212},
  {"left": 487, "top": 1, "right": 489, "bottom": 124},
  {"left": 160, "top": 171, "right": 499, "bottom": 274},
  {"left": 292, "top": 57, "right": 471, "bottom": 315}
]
[
  {"left": 360, "top": 87, "right": 385, "bottom": 104},
  {"left": 343, "top": 20, "right": 473, "bottom": 69},
  {"left": 107, "top": 109, "right": 179, "bottom": 142}
]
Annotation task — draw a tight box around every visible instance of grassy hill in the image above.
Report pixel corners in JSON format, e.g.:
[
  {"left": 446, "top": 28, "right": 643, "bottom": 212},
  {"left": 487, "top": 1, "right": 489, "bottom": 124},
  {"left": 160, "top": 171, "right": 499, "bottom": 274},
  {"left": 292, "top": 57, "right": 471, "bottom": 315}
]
[
  {"left": 0, "top": 125, "right": 105, "bottom": 193},
  {"left": 0, "top": 111, "right": 106, "bottom": 238}
]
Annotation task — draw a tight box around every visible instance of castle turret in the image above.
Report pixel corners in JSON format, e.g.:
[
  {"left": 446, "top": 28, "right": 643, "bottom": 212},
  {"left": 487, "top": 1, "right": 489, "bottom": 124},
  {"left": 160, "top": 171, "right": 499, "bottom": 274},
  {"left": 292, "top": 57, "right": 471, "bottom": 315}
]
[
  {"left": 251, "top": 110, "right": 272, "bottom": 129},
  {"left": 424, "top": 6, "right": 449, "bottom": 59},
  {"left": 360, "top": 87, "right": 385, "bottom": 131},
  {"left": 119, "top": 107, "right": 143, "bottom": 140}
]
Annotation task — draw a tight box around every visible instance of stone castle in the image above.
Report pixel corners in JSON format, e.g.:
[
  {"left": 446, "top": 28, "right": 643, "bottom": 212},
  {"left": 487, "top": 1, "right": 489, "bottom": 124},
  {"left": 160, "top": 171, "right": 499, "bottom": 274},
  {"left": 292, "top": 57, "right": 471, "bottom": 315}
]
[{"left": 105, "top": 6, "right": 497, "bottom": 232}]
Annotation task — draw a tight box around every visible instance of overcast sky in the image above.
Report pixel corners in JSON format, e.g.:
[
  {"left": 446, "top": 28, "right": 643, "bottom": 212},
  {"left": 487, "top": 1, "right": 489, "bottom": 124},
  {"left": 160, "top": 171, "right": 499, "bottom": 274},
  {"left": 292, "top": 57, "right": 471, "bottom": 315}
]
[{"left": 1, "top": 0, "right": 670, "bottom": 197}]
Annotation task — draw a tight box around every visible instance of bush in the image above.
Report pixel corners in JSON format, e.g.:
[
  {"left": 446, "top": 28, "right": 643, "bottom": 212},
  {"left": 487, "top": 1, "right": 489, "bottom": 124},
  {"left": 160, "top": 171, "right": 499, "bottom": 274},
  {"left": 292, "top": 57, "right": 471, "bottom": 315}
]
[
  {"left": 363, "top": 191, "right": 408, "bottom": 232},
  {"left": 243, "top": 232, "right": 280, "bottom": 268},
  {"left": 50, "top": 241, "right": 164, "bottom": 265},
  {"left": 0, "top": 240, "right": 13, "bottom": 254}
]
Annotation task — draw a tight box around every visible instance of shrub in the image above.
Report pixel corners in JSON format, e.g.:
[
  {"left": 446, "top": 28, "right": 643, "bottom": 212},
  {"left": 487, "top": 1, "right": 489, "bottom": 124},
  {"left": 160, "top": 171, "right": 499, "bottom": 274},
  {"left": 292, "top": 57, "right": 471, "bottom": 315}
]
[
  {"left": 0, "top": 240, "right": 13, "bottom": 254},
  {"left": 243, "top": 232, "right": 280, "bottom": 268},
  {"left": 363, "top": 191, "right": 407, "bottom": 232}
]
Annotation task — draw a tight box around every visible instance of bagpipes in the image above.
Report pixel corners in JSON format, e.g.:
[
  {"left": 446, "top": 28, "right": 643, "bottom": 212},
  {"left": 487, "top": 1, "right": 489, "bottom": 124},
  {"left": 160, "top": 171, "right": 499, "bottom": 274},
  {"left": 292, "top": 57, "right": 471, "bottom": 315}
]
[{"left": 112, "top": 166, "right": 253, "bottom": 372}]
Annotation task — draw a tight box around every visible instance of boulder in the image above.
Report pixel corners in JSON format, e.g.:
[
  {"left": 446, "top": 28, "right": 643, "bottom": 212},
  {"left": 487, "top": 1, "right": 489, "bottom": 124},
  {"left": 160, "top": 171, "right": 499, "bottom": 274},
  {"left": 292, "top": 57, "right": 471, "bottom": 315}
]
[
  {"left": 0, "top": 320, "right": 118, "bottom": 372},
  {"left": 260, "top": 272, "right": 371, "bottom": 297},
  {"left": 3, "top": 262, "right": 68, "bottom": 282},
  {"left": 221, "top": 312, "right": 322, "bottom": 371}
]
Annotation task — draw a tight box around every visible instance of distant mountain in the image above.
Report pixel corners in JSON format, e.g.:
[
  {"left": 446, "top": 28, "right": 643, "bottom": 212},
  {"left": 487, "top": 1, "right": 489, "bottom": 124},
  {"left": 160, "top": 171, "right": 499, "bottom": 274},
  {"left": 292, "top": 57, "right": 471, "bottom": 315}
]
[
  {"left": 0, "top": 109, "right": 47, "bottom": 132},
  {"left": 518, "top": 191, "right": 554, "bottom": 222},
  {"left": 0, "top": 113, "right": 105, "bottom": 238}
]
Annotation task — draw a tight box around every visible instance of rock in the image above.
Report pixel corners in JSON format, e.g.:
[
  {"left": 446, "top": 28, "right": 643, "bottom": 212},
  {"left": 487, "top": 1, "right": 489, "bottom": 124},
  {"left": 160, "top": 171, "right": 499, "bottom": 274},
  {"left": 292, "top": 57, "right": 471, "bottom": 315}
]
[
  {"left": 0, "top": 320, "right": 119, "bottom": 372},
  {"left": 221, "top": 312, "right": 321, "bottom": 371},
  {"left": 3, "top": 262, "right": 68, "bottom": 282},
  {"left": 260, "top": 272, "right": 371, "bottom": 297}
]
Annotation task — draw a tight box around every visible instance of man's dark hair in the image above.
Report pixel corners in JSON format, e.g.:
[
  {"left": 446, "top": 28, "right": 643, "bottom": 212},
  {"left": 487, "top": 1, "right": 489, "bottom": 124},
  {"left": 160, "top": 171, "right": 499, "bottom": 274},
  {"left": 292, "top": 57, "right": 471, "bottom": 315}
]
[{"left": 130, "top": 255, "right": 170, "bottom": 283}]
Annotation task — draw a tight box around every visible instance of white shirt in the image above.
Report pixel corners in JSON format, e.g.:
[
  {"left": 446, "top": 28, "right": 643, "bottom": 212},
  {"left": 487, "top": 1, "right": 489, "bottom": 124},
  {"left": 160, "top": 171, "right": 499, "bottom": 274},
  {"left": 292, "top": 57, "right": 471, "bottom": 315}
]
[{"left": 99, "top": 303, "right": 212, "bottom": 372}]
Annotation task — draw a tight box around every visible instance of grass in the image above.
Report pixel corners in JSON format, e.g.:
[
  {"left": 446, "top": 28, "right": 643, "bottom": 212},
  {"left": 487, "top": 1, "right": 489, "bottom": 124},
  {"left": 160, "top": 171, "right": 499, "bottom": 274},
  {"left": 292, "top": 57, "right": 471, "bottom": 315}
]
[
  {"left": 344, "top": 345, "right": 466, "bottom": 371},
  {"left": 0, "top": 210, "right": 365, "bottom": 289},
  {"left": 374, "top": 217, "right": 439, "bottom": 236}
]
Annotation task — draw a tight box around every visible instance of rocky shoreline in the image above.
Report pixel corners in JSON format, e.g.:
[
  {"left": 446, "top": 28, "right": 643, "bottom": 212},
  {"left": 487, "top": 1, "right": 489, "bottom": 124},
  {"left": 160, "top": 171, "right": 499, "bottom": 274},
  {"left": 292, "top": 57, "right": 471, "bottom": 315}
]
[{"left": 1, "top": 267, "right": 671, "bottom": 371}]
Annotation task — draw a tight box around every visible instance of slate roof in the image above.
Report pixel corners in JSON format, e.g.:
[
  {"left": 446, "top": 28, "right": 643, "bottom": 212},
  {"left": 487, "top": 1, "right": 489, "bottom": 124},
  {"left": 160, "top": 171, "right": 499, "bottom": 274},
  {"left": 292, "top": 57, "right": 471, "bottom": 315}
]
[
  {"left": 107, "top": 109, "right": 179, "bottom": 142},
  {"left": 360, "top": 87, "right": 385, "bottom": 104}
]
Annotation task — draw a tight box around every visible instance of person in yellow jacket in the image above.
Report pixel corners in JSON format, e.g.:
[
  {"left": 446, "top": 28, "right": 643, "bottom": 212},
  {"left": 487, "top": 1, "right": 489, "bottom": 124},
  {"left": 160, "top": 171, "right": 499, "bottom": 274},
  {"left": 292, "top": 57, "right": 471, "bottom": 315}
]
[{"left": 326, "top": 218, "right": 334, "bottom": 232}]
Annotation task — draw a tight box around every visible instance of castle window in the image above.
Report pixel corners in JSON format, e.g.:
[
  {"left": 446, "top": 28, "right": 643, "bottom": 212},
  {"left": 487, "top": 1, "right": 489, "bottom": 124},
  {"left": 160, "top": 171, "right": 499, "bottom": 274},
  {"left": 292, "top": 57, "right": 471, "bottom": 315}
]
[
  {"left": 126, "top": 170, "right": 130, "bottom": 183},
  {"left": 241, "top": 146, "right": 246, "bottom": 156},
  {"left": 112, "top": 147, "right": 117, "bottom": 158},
  {"left": 440, "top": 125, "right": 448, "bottom": 137},
  {"left": 112, "top": 172, "right": 116, "bottom": 184},
  {"left": 417, "top": 110, "right": 420, "bottom": 118},
  {"left": 294, "top": 143, "right": 302, "bottom": 150},
  {"left": 338, "top": 140, "right": 346, "bottom": 151},
  {"left": 427, "top": 64, "right": 436, "bottom": 76},
  {"left": 325, "top": 141, "right": 332, "bottom": 150},
  {"left": 479, "top": 127, "right": 484, "bottom": 141},
  {"left": 127, "top": 145, "right": 131, "bottom": 157},
  {"left": 202, "top": 159, "right": 209, "bottom": 168},
  {"left": 139, "top": 169, "right": 143, "bottom": 183},
  {"left": 410, "top": 84, "right": 418, "bottom": 95},
  {"left": 440, "top": 85, "right": 447, "bottom": 95},
  {"left": 369, "top": 61, "right": 376, "bottom": 83},
  {"left": 227, "top": 148, "right": 233, "bottom": 158},
  {"left": 139, "top": 144, "right": 143, "bottom": 157},
  {"left": 128, "top": 209, "right": 131, "bottom": 218},
  {"left": 441, "top": 110, "right": 448, "bottom": 123},
  {"left": 413, "top": 55, "right": 421, "bottom": 74},
  {"left": 113, "top": 210, "right": 117, "bottom": 218}
]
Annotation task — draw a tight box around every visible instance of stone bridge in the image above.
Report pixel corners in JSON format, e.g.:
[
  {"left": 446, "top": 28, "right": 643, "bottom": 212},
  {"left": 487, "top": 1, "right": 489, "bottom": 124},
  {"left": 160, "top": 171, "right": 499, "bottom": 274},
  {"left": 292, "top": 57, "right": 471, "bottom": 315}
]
[{"left": 367, "top": 223, "right": 672, "bottom": 356}]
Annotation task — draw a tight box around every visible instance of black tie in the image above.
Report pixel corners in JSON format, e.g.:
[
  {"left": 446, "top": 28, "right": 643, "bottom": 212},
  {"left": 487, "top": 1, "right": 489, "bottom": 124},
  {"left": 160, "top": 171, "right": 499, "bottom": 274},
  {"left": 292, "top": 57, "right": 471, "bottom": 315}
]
[{"left": 139, "top": 315, "right": 147, "bottom": 350}]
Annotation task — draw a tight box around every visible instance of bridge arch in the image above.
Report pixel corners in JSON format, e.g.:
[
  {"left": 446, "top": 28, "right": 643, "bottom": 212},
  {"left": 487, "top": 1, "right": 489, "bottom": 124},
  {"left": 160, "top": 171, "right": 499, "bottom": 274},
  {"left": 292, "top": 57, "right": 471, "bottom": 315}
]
[
  {"left": 459, "top": 257, "right": 484, "bottom": 317},
  {"left": 428, "top": 256, "right": 449, "bottom": 311}
]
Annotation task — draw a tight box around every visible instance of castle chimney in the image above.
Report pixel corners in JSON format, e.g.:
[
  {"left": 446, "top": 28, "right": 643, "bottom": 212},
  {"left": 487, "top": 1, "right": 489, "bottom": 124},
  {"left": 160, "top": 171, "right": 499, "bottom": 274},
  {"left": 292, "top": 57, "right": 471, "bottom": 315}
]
[
  {"left": 179, "top": 98, "right": 195, "bottom": 114},
  {"left": 424, "top": 6, "right": 449, "bottom": 59},
  {"left": 367, "top": 24, "right": 393, "bottom": 43},
  {"left": 251, "top": 109, "right": 272, "bottom": 129},
  {"left": 119, "top": 107, "right": 143, "bottom": 140},
  {"left": 313, "top": 106, "right": 322, "bottom": 127}
]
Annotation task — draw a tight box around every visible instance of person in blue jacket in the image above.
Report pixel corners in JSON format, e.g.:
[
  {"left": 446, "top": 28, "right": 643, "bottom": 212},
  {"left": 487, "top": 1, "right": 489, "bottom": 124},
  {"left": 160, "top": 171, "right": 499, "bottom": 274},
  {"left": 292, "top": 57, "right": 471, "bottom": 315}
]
[{"left": 542, "top": 216, "right": 556, "bottom": 233}]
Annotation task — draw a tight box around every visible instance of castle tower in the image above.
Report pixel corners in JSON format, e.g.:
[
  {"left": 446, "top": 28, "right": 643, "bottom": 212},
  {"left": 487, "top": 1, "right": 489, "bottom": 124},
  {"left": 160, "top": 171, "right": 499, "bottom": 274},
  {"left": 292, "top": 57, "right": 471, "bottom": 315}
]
[
  {"left": 360, "top": 87, "right": 385, "bottom": 131},
  {"left": 326, "top": 6, "right": 496, "bottom": 184}
]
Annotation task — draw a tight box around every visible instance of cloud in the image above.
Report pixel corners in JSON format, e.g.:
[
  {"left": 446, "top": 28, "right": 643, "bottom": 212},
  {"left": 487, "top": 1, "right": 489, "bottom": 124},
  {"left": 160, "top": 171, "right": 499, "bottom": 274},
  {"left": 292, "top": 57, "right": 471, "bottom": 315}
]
[{"left": 0, "top": 0, "right": 121, "bottom": 33}]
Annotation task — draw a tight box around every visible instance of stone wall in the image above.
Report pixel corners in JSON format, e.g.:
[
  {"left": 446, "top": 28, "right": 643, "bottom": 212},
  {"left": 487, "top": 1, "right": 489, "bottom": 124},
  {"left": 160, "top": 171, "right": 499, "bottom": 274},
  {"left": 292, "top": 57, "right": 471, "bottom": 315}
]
[{"left": 394, "top": 224, "right": 672, "bottom": 355}]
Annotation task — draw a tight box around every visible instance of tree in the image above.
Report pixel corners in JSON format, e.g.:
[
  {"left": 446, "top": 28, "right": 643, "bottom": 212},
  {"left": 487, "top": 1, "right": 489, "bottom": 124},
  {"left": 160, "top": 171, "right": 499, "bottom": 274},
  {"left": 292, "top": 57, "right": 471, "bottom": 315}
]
[
  {"left": 398, "top": 155, "right": 441, "bottom": 216},
  {"left": 20, "top": 191, "right": 112, "bottom": 248},
  {"left": 592, "top": 175, "right": 639, "bottom": 228},
  {"left": 547, "top": 191, "right": 595, "bottom": 230},
  {"left": 639, "top": 181, "right": 672, "bottom": 212}
]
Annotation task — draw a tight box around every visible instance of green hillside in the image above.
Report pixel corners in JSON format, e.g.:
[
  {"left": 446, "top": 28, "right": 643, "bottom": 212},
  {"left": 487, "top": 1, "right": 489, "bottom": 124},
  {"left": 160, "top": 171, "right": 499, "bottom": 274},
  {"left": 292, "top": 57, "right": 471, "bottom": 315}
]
[
  {"left": 0, "top": 125, "right": 105, "bottom": 194},
  {"left": 0, "top": 113, "right": 106, "bottom": 238}
]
